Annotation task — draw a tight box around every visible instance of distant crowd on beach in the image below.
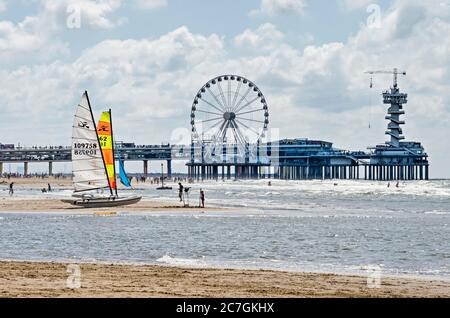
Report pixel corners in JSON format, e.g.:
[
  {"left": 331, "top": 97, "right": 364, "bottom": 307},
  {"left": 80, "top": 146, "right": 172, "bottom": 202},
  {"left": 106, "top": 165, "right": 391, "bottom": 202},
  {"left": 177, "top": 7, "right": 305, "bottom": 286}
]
[
  {"left": 129, "top": 175, "right": 191, "bottom": 184},
  {"left": 0, "top": 173, "right": 67, "bottom": 180},
  {"left": 0, "top": 173, "right": 191, "bottom": 184}
]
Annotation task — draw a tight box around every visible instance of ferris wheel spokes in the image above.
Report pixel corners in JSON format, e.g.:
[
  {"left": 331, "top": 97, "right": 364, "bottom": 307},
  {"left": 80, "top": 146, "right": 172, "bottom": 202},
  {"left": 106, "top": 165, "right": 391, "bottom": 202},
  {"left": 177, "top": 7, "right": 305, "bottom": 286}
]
[
  {"left": 199, "top": 96, "right": 225, "bottom": 114},
  {"left": 205, "top": 87, "right": 226, "bottom": 112},
  {"left": 216, "top": 81, "right": 228, "bottom": 110},
  {"left": 232, "top": 86, "right": 252, "bottom": 113},
  {"left": 195, "top": 109, "right": 223, "bottom": 116},
  {"left": 234, "top": 118, "right": 261, "bottom": 139},
  {"left": 231, "top": 80, "right": 242, "bottom": 111},
  {"left": 236, "top": 108, "right": 265, "bottom": 116},
  {"left": 190, "top": 75, "right": 269, "bottom": 163},
  {"left": 234, "top": 96, "right": 260, "bottom": 114}
]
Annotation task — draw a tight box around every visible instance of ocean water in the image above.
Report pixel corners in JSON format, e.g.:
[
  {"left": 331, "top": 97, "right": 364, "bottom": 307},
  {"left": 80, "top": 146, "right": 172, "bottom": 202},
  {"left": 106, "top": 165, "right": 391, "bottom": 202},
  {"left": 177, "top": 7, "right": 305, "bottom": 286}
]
[{"left": 0, "top": 179, "right": 449, "bottom": 279}]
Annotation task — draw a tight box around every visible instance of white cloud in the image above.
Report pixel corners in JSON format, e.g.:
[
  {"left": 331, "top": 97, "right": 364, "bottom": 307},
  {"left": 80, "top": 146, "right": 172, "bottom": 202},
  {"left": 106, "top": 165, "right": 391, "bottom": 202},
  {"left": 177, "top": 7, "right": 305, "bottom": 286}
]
[
  {"left": 0, "top": 0, "right": 173, "bottom": 61},
  {"left": 41, "top": 0, "right": 123, "bottom": 30},
  {"left": 338, "top": 0, "right": 372, "bottom": 11},
  {"left": 0, "top": 20, "right": 42, "bottom": 52},
  {"left": 0, "top": 0, "right": 125, "bottom": 62},
  {"left": 0, "top": 17, "right": 70, "bottom": 62},
  {"left": 250, "top": 0, "right": 307, "bottom": 16},
  {"left": 0, "top": 26, "right": 226, "bottom": 145},
  {"left": 132, "top": 0, "right": 168, "bottom": 10},
  {"left": 234, "top": 23, "right": 284, "bottom": 50},
  {"left": 0, "top": 0, "right": 6, "bottom": 12}
]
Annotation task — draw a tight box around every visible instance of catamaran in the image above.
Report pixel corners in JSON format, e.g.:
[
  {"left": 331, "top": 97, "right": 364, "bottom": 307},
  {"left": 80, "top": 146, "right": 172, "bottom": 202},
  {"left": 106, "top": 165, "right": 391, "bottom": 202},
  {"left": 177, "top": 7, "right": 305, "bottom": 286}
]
[{"left": 62, "top": 91, "right": 142, "bottom": 208}]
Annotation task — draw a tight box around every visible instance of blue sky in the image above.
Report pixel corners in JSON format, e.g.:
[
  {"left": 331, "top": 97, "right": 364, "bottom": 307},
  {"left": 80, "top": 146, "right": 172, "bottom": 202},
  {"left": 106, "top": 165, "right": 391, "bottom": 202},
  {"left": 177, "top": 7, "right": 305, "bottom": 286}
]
[{"left": 0, "top": 0, "right": 449, "bottom": 176}]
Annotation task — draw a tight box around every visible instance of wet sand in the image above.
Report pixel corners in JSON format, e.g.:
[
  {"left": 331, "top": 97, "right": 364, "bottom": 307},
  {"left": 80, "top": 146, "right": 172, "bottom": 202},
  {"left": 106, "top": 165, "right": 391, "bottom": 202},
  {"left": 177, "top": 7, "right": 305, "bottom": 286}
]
[
  {"left": 0, "top": 261, "right": 449, "bottom": 298},
  {"left": 0, "top": 197, "right": 221, "bottom": 213},
  {"left": 0, "top": 176, "right": 73, "bottom": 190},
  {"left": 0, "top": 177, "right": 220, "bottom": 213}
]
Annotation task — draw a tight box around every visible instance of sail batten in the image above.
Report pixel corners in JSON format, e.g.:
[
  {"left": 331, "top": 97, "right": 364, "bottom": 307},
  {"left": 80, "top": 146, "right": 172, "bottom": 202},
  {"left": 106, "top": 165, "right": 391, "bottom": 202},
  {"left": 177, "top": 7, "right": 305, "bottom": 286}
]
[
  {"left": 71, "top": 92, "right": 110, "bottom": 193},
  {"left": 77, "top": 104, "right": 91, "bottom": 111}
]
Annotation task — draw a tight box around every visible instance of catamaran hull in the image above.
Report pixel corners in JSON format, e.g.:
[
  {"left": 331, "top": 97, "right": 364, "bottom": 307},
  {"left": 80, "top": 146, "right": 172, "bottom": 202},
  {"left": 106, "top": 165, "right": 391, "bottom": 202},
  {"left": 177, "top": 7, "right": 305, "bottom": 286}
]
[{"left": 62, "top": 196, "right": 142, "bottom": 208}]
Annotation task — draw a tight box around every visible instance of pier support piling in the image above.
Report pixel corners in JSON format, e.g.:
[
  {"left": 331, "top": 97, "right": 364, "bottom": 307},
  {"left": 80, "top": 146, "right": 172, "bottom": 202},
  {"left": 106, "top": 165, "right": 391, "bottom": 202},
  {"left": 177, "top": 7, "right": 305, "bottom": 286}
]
[
  {"left": 167, "top": 160, "right": 172, "bottom": 178},
  {"left": 143, "top": 160, "right": 148, "bottom": 177}
]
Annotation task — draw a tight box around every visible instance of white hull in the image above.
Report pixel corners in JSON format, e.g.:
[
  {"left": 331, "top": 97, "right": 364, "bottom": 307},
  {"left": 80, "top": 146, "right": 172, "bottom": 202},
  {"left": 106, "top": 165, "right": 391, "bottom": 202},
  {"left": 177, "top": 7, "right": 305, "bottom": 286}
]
[{"left": 62, "top": 195, "right": 142, "bottom": 208}]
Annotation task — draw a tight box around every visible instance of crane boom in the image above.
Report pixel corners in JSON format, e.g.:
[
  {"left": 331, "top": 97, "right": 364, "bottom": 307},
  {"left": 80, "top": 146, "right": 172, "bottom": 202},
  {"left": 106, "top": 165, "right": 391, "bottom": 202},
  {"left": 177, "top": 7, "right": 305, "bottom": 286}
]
[{"left": 365, "top": 68, "right": 406, "bottom": 88}]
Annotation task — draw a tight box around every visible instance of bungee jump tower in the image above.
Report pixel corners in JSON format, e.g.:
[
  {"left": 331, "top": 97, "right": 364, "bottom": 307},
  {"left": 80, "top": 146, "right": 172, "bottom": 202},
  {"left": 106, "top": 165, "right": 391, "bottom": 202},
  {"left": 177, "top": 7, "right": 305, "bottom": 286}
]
[{"left": 365, "top": 68, "right": 429, "bottom": 181}]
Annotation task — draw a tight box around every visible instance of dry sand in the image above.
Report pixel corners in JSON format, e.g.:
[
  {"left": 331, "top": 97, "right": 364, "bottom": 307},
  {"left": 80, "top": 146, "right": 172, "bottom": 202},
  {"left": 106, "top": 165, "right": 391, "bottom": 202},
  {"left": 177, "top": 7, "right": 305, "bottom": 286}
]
[{"left": 0, "top": 261, "right": 449, "bottom": 298}]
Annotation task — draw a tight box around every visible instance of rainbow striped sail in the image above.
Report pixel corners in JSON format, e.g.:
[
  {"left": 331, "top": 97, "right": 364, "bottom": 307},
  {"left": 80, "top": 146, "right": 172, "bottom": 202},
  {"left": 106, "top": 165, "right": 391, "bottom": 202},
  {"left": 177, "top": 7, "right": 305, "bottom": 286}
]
[{"left": 97, "top": 110, "right": 117, "bottom": 192}]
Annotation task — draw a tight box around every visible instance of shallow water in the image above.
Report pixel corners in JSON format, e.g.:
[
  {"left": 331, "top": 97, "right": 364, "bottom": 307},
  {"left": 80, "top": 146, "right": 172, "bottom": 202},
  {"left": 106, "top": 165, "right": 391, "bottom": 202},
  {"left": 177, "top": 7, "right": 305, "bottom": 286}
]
[{"left": 0, "top": 179, "right": 449, "bottom": 279}]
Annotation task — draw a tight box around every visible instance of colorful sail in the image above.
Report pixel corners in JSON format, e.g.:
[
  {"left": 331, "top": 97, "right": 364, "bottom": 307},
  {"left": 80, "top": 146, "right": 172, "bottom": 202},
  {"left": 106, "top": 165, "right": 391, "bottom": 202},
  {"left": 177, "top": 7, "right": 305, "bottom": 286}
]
[
  {"left": 119, "top": 159, "right": 131, "bottom": 187},
  {"left": 72, "top": 92, "right": 110, "bottom": 192},
  {"left": 97, "top": 111, "right": 116, "bottom": 191}
]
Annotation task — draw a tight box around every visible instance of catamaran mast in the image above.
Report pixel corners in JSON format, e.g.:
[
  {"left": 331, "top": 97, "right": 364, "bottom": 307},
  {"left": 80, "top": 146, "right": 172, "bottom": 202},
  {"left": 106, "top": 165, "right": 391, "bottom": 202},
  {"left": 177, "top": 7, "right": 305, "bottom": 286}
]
[
  {"left": 109, "top": 108, "right": 119, "bottom": 197},
  {"left": 86, "top": 91, "right": 113, "bottom": 196}
]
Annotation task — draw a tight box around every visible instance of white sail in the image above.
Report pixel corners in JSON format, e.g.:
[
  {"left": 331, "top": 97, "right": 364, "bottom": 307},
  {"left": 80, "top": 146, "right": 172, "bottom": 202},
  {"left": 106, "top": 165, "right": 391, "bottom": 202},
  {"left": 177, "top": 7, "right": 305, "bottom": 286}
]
[{"left": 72, "top": 92, "right": 110, "bottom": 192}]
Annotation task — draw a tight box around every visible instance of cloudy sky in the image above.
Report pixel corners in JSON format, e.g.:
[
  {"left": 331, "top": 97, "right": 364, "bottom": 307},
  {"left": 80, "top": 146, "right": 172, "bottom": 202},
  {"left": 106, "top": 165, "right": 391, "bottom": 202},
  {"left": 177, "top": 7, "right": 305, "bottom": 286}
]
[{"left": 0, "top": 0, "right": 449, "bottom": 177}]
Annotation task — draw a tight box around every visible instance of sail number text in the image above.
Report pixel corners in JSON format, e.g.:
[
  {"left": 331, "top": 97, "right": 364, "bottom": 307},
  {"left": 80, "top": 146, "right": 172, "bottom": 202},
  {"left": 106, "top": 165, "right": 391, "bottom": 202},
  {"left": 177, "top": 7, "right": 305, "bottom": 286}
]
[{"left": 73, "top": 143, "right": 97, "bottom": 155}]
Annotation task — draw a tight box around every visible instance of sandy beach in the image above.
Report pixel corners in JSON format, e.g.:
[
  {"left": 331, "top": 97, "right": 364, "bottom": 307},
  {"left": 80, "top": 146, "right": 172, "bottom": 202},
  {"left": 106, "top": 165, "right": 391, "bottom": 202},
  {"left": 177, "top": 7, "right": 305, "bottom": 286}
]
[
  {"left": 0, "top": 198, "right": 221, "bottom": 213},
  {"left": 0, "top": 261, "right": 449, "bottom": 298},
  {"left": 1, "top": 177, "right": 450, "bottom": 298},
  {"left": 0, "top": 177, "right": 220, "bottom": 213}
]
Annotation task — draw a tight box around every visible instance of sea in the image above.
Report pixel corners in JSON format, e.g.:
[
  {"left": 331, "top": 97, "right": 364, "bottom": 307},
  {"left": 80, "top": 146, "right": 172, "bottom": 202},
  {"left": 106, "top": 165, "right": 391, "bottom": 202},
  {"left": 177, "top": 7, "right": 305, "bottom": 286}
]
[{"left": 0, "top": 179, "right": 449, "bottom": 280}]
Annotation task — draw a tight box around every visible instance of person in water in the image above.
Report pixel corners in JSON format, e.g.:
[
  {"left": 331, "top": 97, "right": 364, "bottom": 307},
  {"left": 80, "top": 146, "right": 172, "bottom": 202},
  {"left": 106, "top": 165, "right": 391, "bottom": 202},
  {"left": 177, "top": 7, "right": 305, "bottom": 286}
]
[
  {"left": 48, "top": 183, "right": 51, "bottom": 192},
  {"left": 9, "top": 182, "right": 14, "bottom": 196},
  {"left": 199, "top": 188, "right": 205, "bottom": 208},
  {"left": 178, "top": 182, "right": 184, "bottom": 202}
]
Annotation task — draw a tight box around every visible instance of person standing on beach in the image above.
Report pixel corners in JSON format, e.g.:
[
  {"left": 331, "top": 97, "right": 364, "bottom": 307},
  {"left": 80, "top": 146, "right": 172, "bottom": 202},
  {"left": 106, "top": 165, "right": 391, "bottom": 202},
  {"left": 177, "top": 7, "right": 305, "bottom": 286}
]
[
  {"left": 199, "top": 188, "right": 205, "bottom": 208},
  {"left": 48, "top": 183, "right": 51, "bottom": 192},
  {"left": 9, "top": 182, "right": 14, "bottom": 196},
  {"left": 178, "top": 182, "right": 184, "bottom": 202}
]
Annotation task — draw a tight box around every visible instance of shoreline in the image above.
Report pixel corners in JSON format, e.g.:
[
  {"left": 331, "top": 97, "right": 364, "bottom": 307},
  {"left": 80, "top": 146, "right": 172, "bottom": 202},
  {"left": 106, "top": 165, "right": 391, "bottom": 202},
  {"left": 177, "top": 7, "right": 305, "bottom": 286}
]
[
  {"left": 1, "top": 260, "right": 450, "bottom": 297},
  {"left": 0, "top": 197, "right": 224, "bottom": 213},
  {"left": 0, "top": 177, "right": 223, "bottom": 213},
  {"left": 2, "top": 257, "right": 449, "bottom": 285}
]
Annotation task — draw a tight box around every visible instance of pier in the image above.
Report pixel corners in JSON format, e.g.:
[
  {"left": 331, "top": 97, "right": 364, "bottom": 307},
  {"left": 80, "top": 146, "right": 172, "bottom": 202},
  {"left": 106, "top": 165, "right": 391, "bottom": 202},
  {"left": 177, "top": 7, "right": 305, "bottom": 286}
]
[
  {"left": 0, "top": 140, "right": 428, "bottom": 181},
  {"left": 0, "top": 71, "right": 429, "bottom": 181}
]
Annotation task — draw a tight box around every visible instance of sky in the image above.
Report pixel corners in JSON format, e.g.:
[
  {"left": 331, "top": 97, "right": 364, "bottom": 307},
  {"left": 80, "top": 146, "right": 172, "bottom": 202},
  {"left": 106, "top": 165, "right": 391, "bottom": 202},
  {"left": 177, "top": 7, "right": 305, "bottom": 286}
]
[{"left": 0, "top": 0, "right": 449, "bottom": 177}]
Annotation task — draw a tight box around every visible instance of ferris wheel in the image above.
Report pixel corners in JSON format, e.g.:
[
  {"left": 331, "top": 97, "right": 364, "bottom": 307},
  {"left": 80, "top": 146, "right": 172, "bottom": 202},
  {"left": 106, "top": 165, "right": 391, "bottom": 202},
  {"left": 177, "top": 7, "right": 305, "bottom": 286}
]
[{"left": 190, "top": 75, "right": 269, "bottom": 152}]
